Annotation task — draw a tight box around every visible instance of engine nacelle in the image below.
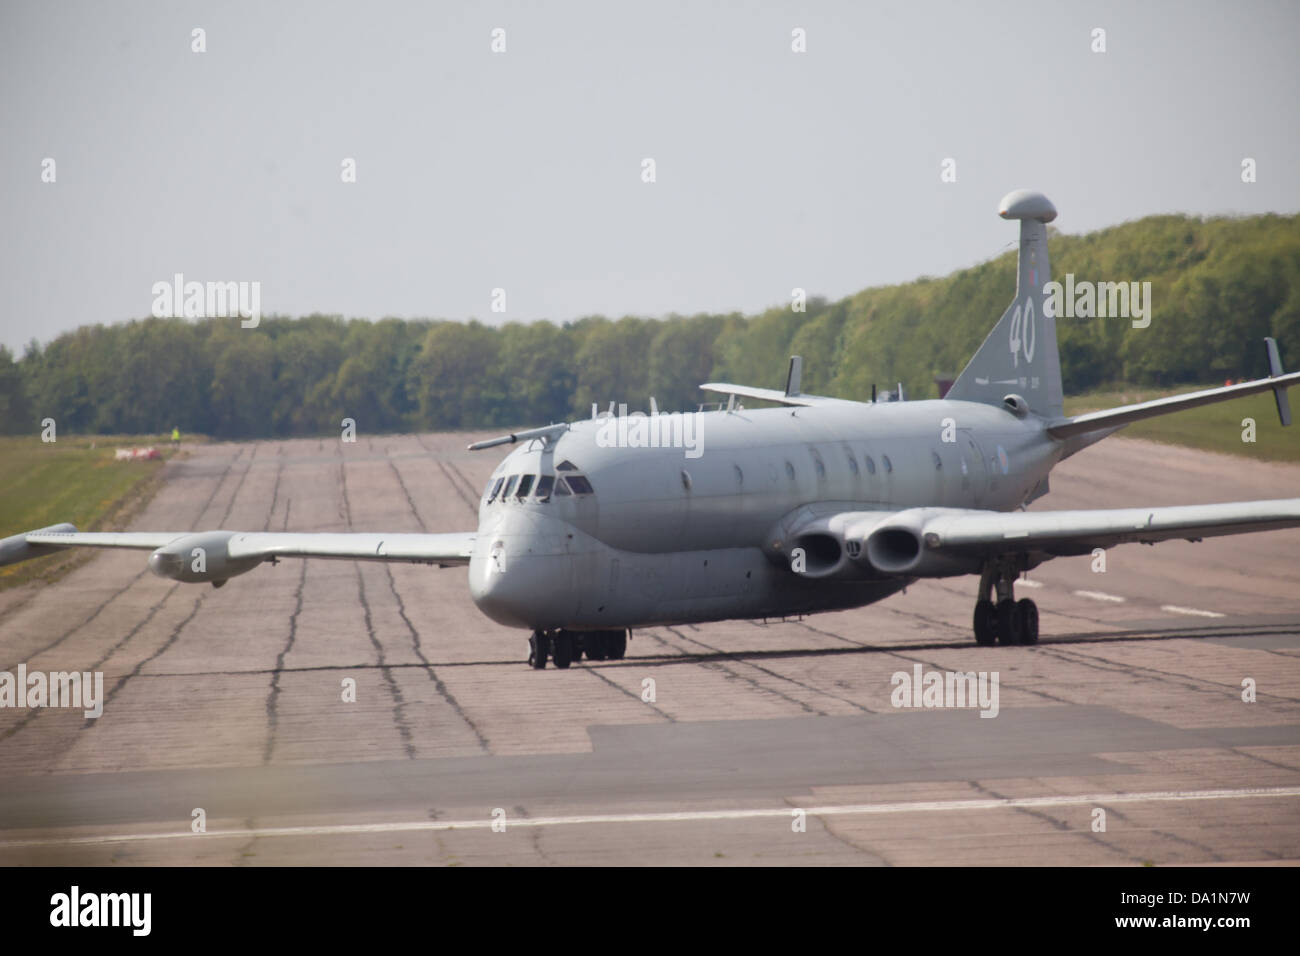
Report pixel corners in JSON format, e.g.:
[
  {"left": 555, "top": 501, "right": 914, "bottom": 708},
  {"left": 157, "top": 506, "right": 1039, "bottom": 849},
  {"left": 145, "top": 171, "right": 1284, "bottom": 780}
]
[
  {"left": 148, "top": 531, "right": 262, "bottom": 585},
  {"left": 862, "top": 510, "right": 983, "bottom": 578},
  {"left": 764, "top": 509, "right": 892, "bottom": 580}
]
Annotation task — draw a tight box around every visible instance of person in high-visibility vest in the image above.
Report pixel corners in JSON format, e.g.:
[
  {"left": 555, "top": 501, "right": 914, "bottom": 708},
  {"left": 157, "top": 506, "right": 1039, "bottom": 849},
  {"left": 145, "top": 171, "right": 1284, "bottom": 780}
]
[{"left": 171, "top": 427, "right": 180, "bottom": 446}]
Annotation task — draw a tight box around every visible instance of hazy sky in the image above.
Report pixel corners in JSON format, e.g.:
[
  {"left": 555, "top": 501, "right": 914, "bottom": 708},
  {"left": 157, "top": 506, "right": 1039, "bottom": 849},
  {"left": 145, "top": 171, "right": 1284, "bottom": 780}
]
[{"left": 2, "top": 0, "right": 1297, "bottom": 353}]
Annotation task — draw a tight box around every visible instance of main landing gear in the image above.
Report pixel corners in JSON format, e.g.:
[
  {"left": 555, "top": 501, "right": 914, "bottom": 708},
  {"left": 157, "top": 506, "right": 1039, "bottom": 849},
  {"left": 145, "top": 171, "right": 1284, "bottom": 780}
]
[
  {"left": 528, "top": 629, "right": 628, "bottom": 669},
  {"left": 973, "top": 556, "right": 1038, "bottom": 647}
]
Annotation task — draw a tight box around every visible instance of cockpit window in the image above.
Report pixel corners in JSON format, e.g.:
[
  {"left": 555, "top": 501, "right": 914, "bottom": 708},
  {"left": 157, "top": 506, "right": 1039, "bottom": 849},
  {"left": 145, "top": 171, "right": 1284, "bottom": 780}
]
[
  {"left": 516, "top": 474, "right": 535, "bottom": 500},
  {"left": 554, "top": 478, "right": 572, "bottom": 497},
  {"left": 486, "top": 477, "right": 504, "bottom": 503},
  {"left": 564, "top": 475, "right": 594, "bottom": 495},
  {"left": 556, "top": 460, "right": 579, "bottom": 472},
  {"left": 503, "top": 475, "right": 519, "bottom": 499},
  {"left": 535, "top": 475, "right": 555, "bottom": 501}
]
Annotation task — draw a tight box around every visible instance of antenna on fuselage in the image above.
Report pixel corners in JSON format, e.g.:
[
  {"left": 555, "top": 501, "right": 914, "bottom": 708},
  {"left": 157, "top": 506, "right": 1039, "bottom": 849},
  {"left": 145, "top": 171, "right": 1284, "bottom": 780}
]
[{"left": 871, "top": 384, "right": 877, "bottom": 403}]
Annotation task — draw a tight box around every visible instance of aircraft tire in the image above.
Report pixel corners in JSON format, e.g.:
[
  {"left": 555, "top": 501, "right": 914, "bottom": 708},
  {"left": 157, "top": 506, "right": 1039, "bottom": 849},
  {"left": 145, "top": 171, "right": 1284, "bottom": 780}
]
[
  {"left": 1017, "top": 599, "right": 1039, "bottom": 645},
  {"left": 528, "top": 631, "right": 548, "bottom": 669},
  {"left": 552, "top": 631, "right": 573, "bottom": 669},
  {"left": 973, "top": 600, "right": 997, "bottom": 646},
  {"left": 608, "top": 630, "right": 627, "bottom": 660},
  {"left": 996, "top": 599, "right": 1022, "bottom": 646}
]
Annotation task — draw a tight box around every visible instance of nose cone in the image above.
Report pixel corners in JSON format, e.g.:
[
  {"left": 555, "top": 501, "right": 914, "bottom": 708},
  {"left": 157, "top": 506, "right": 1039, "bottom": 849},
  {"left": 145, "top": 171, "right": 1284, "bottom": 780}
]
[
  {"left": 467, "top": 512, "right": 574, "bottom": 629},
  {"left": 469, "top": 554, "right": 537, "bottom": 628}
]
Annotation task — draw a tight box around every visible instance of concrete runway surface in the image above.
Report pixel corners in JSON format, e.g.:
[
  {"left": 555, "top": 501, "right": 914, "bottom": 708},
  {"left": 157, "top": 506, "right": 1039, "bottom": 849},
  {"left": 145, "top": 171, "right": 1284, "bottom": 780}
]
[{"left": 1, "top": 432, "right": 1297, "bottom": 866}]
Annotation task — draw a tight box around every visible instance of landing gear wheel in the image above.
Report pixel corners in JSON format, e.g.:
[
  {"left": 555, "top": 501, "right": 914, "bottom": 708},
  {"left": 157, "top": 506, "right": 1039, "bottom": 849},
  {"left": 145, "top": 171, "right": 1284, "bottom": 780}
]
[
  {"left": 528, "top": 631, "right": 549, "bottom": 669},
  {"left": 552, "top": 631, "right": 573, "bottom": 669},
  {"left": 586, "top": 632, "right": 608, "bottom": 661},
  {"left": 973, "top": 600, "right": 997, "bottom": 646},
  {"left": 607, "top": 630, "right": 627, "bottom": 660},
  {"left": 996, "top": 599, "right": 1023, "bottom": 646},
  {"left": 1016, "top": 598, "right": 1039, "bottom": 645}
]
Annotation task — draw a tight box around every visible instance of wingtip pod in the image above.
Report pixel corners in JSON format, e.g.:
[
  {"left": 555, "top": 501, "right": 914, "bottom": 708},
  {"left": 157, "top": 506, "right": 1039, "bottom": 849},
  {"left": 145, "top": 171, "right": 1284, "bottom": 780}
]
[
  {"left": 998, "top": 189, "right": 1057, "bottom": 223},
  {"left": 0, "top": 523, "right": 78, "bottom": 568}
]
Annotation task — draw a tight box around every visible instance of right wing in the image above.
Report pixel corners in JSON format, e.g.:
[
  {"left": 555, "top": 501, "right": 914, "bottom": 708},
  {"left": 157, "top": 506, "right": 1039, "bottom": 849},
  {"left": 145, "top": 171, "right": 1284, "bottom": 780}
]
[{"left": 1, "top": 524, "right": 476, "bottom": 586}]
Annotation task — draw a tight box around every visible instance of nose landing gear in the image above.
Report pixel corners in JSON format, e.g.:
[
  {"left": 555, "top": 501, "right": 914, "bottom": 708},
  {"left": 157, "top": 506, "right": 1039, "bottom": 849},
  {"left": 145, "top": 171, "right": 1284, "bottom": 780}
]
[
  {"left": 973, "top": 557, "right": 1039, "bottom": 646},
  {"left": 526, "top": 629, "right": 629, "bottom": 669}
]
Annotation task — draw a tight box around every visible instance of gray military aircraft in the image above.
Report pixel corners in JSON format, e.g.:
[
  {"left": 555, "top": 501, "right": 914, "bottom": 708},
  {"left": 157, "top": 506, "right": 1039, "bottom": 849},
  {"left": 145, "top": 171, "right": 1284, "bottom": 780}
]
[{"left": 4, "top": 190, "right": 1298, "bottom": 669}]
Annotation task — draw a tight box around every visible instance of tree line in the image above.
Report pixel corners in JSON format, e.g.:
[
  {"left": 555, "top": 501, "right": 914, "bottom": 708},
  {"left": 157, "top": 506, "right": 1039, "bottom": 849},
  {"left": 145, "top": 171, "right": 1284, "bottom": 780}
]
[{"left": 2, "top": 211, "right": 1297, "bottom": 438}]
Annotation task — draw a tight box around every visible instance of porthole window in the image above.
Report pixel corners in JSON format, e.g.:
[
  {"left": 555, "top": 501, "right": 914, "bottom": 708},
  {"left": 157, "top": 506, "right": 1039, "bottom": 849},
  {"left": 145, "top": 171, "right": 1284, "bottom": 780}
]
[
  {"left": 932, "top": 451, "right": 942, "bottom": 470},
  {"left": 681, "top": 469, "right": 692, "bottom": 492},
  {"left": 733, "top": 464, "right": 744, "bottom": 487},
  {"left": 882, "top": 455, "right": 893, "bottom": 474},
  {"left": 812, "top": 452, "right": 825, "bottom": 479},
  {"left": 864, "top": 455, "right": 876, "bottom": 475},
  {"left": 785, "top": 460, "right": 796, "bottom": 480},
  {"left": 847, "top": 453, "right": 859, "bottom": 476}
]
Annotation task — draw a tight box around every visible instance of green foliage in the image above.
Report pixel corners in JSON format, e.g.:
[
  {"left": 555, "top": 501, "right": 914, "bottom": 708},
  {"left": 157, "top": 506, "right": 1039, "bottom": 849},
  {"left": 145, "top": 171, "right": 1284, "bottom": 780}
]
[{"left": 10, "top": 212, "right": 1300, "bottom": 436}]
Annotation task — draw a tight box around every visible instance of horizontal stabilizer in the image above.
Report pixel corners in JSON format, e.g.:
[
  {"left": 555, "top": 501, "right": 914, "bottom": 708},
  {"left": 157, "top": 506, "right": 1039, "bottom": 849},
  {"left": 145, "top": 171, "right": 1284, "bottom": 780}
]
[{"left": 1048, "top": 367, "right": 1300, "bottom": 440}]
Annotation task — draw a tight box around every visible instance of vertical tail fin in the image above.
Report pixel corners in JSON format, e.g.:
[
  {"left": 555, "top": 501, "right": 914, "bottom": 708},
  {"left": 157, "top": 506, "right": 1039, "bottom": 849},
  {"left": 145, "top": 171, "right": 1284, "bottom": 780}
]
[{"left": 947, "top": 189, "right": 1063, "bottom": 418}]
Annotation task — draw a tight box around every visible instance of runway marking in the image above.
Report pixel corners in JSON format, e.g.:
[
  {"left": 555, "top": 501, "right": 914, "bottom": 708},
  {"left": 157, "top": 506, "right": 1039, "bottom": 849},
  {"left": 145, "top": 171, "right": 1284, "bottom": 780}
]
[
  {"left": 1019, "top": 579, "right": 1044, "bottom": 589},
  {"left": 1073, "top": 590, "right": 1126, "bottom": 603},
  {"left": 1161, "top": 605, "right": 1226, "bottom": 619},
  {"left": 3, "top": 786, "right": 1297, "bottom": 849}
]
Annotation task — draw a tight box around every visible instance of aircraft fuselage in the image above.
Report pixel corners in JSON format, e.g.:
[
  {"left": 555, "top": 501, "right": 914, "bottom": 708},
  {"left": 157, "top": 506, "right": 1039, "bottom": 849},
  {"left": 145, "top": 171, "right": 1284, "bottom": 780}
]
[{"left": 467, "top": 399, "right": 1061, "bottom": 630}]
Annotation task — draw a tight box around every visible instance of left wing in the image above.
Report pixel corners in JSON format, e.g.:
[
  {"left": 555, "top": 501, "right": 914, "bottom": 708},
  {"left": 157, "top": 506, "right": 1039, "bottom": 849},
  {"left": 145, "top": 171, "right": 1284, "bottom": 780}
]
[
  {"left": 1, "top": 524, "right": 476, "bottom": 586},
  {"left": 855, "top": 499, "right": 1300, "bottom": 576}
]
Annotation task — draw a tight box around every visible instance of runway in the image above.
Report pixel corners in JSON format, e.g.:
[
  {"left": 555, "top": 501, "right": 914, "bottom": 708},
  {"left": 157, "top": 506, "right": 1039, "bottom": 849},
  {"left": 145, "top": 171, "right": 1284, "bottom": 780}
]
[{"left": 1, "top": 432, "right": 1297, "bottom": 865}]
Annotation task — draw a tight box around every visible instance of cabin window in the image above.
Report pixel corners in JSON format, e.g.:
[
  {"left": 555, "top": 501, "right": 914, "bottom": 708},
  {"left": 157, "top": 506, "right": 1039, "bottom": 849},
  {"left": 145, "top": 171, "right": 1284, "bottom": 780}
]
[
  {"left": 812, "top": 451, "right": 825, "bottom": 479},
  {"left": 864, "top": 455, "right": 876, "bottom": 475},
  {"left": 486, "top": 477, "right": 504, "bottom": 503},
  {"left": 681, "top": 469, "right": 692, "bottom": 492},
  {"left": 535, "top": 475, "right": 554, "bottom": 501},
  {"left": 565, "top": 475, "right": 595, "bottom": 495},
  {"left": 503, "top": 475, "right": 519, "bottom": 499},
  {"left": 785, "top": 460, "right": 796, "bottom": 480},
  {"left": 932, "top": 451, "right": 943, "bottom": 470},
  {"left": 516, "top": 474, "right": 535, "bottom": 500},
  {"left": 882, "top": 455, "right": 893, "bottom": 474},
  {"left": 734, "top": 464, "right": 744, "bottom": 486},
  {"left": 847, "top": 453, "right": 858, "bottom": 476}
]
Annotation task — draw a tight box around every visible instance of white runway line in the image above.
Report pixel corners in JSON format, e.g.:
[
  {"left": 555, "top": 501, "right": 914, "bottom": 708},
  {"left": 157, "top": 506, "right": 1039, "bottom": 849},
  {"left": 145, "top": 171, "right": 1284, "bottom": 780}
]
[
  {"left": 1018, "top": 579, "right": 1044, "bottom": 589},
  {"left": 1073, "top": 590, "right": 1126, "bottom": 603},
  {"left": 3, "top": 786, "right": 1297, "bottom": 849},
  {"left": 1161, "top": 604, "right": 1226, "bottom": 618}
]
